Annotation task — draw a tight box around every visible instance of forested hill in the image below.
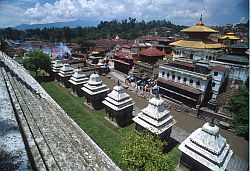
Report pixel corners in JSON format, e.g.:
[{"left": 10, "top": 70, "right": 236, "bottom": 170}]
[{"left": 0, "top": 18, "right": 185, "bottom": 42}]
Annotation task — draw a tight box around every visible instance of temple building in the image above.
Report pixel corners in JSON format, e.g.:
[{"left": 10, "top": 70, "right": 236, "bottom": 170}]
[
  {"left": 52, "top": 60, "right": 63, "bottom": 81},
  {"left": 218, "top": 32, "right": 240, "bottom": 47},
  {"left": 58, "top": 63, "right": 74, "bottom": 88},
  {"left": 133, "top": 94, "right": 176, "bottom": 141},
  {"left": 113, "top": 51, "right": 134, "bottom": 74},
  {"left": 178, "top": 120, "right": 233, "bottom": 171},
  {"left": 139, "top": 47, "right": 165, "bottom": 65},
  {"left": 102, "top": 81, "right": 134, "bottom": 127},
  {"left": 81, "top": 73, "right": 109, "bottom": 109},
  {"left": 68, "top": 67, "right": 88, "bottom": 96},
  {"left": 170, "top": 15, "right": 223, "bottom": 61}
]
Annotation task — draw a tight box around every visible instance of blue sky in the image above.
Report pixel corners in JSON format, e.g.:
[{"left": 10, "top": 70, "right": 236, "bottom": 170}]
[{"left": 0, "top": 0, "right": 248, "bottom": 28}]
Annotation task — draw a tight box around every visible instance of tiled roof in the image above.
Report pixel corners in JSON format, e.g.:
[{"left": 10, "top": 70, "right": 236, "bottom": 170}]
[
  {"left": 115, "top": 51, "right": 130, "bottom": 58},
  {"left": 140, "top": 47, "right": 165, "bottom": 57},
  {"left": 170, "top": 60, "right": 195, "bottom": 68},
  {"left": 158, "top": 78, "right": 202, "bottom": 95},
  {"left": 210, "top": 65, "right": 227, "bottom": 72},
  {"left": 217, "top": 55, "right": 249, "bottom": 64},
  {"left": 169, "top": 39, "right": 222, "bottom": 49},
  {"left": 181, "top": 25, "right": 218, "bottom": 33},
  {"left": 113, "top": 59, "right": 131, "bottom": 66},
  {"left": 230, "top": 42, "right": 248, "bottom": 49}
]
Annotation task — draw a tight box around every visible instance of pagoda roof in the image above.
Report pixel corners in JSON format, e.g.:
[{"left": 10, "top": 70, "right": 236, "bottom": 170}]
[
  {"left": 181, "top": 25, "right": 218, "bottom": 33},
  {"left": 178, "top": 122, "right": 233, "bottom": 171},
  {"left": 169, "top": 39, "right": 222, "bottom": 49},
  {"left": 140, "top": 47, "right": 165, "bottom": 57},
  {"left": 220, "top": 32, "right": 240, "bottom": 40}
]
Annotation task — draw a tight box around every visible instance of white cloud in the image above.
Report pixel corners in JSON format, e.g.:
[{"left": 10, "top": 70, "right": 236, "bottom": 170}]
[{"left": 0, "top": 0, "right": 248, "bottom": 27}]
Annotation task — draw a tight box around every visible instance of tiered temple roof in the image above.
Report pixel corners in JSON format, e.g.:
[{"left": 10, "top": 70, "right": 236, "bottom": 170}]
[
  {"left": 140, "top": 47, "right": 165, "bottom": 57},
  {"left": 81, "top": 73, "right": 109, "bottom": 95},
  {"left": 103, "top": 81, "right": 134, "bottom": 111},
  {"left": 170, "top": 15, "right": 222, "bottom": 49},
  {"left": 58, "top": 63, "right": 74, "bottom": 77},
  {"left": 52, "top": 60, "right": 63, "bottom": 72},
  {"left": 133, "top": 95, "right": 176, "bottom": 134},
  {"left": 68, "top": 68, "right": 88, "bottom": 85},
  {"left": 179, "top": 121, "right": 233, "bottom": 171}
]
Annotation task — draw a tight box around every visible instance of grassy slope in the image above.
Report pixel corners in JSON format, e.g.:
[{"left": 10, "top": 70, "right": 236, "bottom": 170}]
[{"left": 41, "top": 81, "right": 181, "bottom": 170}]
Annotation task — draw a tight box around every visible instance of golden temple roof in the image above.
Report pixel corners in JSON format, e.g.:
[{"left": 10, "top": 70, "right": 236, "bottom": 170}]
[
  {"left": 181, "top": 15, "right": 218, "bottom": 33},
  {"left": 181, "top": 25, "right": 218, "bottom": 33},
  {"left": 219, "top": 32, "right": 240, "bottom": 40},
  {"left": 169, "top": 39, "right": 222, "bottom": 49}
]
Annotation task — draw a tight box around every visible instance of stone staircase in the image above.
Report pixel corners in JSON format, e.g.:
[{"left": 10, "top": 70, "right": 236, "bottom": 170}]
[{"left": 0, "top": 64, "right": 120, "bottom": 170}]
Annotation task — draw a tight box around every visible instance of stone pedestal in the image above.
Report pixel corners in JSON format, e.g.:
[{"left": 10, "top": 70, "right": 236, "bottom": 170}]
[
  {"left": 103, "top": 82, "right": 134, "bottom": 127},
  {"left": 208, "top": 98, "right": 218, "bottom": 112}
]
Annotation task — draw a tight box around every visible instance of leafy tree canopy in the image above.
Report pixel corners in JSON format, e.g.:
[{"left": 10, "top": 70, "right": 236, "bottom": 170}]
[
  {"left": 121, "top": 133, "right": 175, "bottom": 171},
  {"left": 23, "top": 50, "right": 51, "bottom": 76},
  {"left": 228, "top": 87, "right": 249, "bottom": 136}
]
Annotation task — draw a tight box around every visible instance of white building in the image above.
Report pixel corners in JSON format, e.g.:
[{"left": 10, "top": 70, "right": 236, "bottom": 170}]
[
  {"left": 81, "top": 73, "right": 109, "bottom": 109},
  {"left": 102, "top": 81, "right": 134, "bottom": 127},
  {"left": 158, "top": 60, "right": 213, "bottom": 108},
  {"left": 68, "top": 68, "right": 88, "bottom": 96},
  {"left": 179, "top": 121, "right": 233, "bottom": 171},
  {"left": 58, "top": 63, "right": 74, "bottom": 88},
  {"left": 133, "top": 94, "right": 176, "bottom": 140},
  {"left": 52, "top": 60, "right": 63, "bottom": 81}
]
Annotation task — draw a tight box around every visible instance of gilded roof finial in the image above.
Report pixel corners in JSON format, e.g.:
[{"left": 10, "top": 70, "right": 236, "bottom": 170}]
[{"left": 196, "top": 14, "right": 204, "bottom": 26}]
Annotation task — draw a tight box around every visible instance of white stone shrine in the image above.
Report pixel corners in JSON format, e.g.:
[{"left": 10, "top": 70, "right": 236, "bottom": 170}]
[
  {"left": 178, "top": 120, "right": 233, "bottom": 171},
  {"left": 102, "top": 81, "right": 134, "bottom": 127},
  {"left": 52, "top": 60, "right": 63, "bottom": 81},
  {"left": 58, "top": 63, "right": 74, "bottom": 88},
  {"left": 81, "top": 73, "right": 109, "bottom": 109},
  {"left": 68, "top": 67, "right": 88, "bottom": 96},
  {"left": 133, "top": 94, "right": 176, "bottom": 140}
]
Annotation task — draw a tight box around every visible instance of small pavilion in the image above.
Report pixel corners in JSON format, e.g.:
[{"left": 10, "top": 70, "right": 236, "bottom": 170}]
[
  {"left": 58, "top": 63, "right": 74, "bottom": 88},
  {"left": 139, "top": 47, "right": 165, "bottom": 64},
  {"left": 68, "top": 67, "right": 88, "bottom": 96},
  {"left": 102, "top": 81, "right": 134, "bottom": 127},
  {"left": 133, "top": 93, "right": 176, "bottom": 141},
  {"left": 178, "top": 120, "right": 233, "bottom": 171},
  {"left": 81, "top": 72, "right": 109, "bottom": 109},
  {"left": 52, "top": 60, "right": 63, "bottom": 81}
]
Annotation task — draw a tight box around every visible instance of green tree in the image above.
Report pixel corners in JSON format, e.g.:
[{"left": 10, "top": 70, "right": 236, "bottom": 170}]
[
  {"left": 23, "top": 50, "right": 52, "bottom": 76},
  {"left": 121, "top": 133, "right": 175, "bottom": 171},
  {"left": 228, "top": 87, "right": 249, "bottom": 137}
]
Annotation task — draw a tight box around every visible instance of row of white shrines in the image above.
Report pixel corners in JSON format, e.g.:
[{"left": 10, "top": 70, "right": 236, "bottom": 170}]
[{"left": 52, "top": 59, "right": 233, "bottom": 171}]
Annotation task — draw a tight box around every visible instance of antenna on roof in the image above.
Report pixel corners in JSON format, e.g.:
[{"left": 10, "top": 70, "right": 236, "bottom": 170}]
[{"left": 117, "top": 80, "right": 121, "bottom": 86}]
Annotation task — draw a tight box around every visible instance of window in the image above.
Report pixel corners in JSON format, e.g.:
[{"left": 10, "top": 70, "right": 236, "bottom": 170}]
[
  {"left": 212, "top": 82, "right": 216, "bottom": 87},
  {"left": 172, "top": 75, "right": 175, "bottom": 79},
  {"left": 196, "top": 81, "right": 200, "bottom": 86},
  {"left": 183, "top": 78, "right": 187, "bottom": 82},
  {"left": 209, "top": 56, "right": 212, "bottom": 60},
  {"left": 190, "top": 79, "right": 193, "bottom": 83},
  {"left": 162, "top": 71, "right": 165, "bottom": 76},
  {"left": 167, "top": 73, "right": 170, "bottom": 77},
  {"left": 214, "top": 72, "right": 218, "bottom": 76},
  {"left": 178, "top": 76, "right": 181, "bottom": 80},
  {"left": 190, "top": 54, "right": 193, "bottom": 59}
]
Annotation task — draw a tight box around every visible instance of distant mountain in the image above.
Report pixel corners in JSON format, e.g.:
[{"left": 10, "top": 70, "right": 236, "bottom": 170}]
[{"left": 13, "top": 19, "right": 100, "bottom": 30}]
